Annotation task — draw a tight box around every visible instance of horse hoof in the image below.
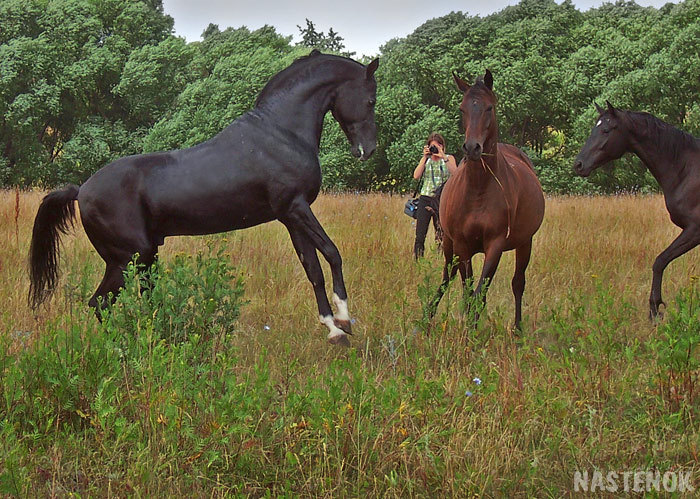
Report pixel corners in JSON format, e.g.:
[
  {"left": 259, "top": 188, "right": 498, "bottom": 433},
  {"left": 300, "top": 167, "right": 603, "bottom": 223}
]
[
  {"left": 333, "top": 318, "right": 353, "bottom": 335},
  {"left": 649, "top": 301, "right": 665, "bottom": 321},
  {"left": 328, "top": 333, "right": 351, "bottom": 347}
]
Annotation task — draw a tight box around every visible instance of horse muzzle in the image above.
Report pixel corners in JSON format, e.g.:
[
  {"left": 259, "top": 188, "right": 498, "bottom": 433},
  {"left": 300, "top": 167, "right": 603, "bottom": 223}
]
[
  {"left": 462, "top": 141, "right": 482, "bottom": 162},
  {"left": 573, "top": 158, "right": 592, "bottom": 177},
  {"left": 351, "top": 142, "right": 375, "bottom": 161}
]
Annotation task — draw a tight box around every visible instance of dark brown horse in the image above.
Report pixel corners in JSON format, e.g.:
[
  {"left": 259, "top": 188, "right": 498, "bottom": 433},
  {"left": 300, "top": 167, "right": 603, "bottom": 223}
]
[
  {"left": 29, "top": 51, "right": 379, "bottom": 346},
  {"left": 429, "top": 70, "right": 545, "bottom": 329},
  {"left": 574, "top": 101, "right": 700, "bottom": 318}
]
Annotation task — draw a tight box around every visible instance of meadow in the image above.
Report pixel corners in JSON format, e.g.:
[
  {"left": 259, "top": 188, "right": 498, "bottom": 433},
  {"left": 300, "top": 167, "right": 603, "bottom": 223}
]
[{"left": 0, "top": 190, "right": 698, "bottom": 496}]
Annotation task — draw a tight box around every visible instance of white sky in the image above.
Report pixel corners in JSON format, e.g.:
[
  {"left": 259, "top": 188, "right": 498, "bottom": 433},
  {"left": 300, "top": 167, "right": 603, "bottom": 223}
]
[{"left": 162, "top": 0, "right": 676, "bottom": 57}]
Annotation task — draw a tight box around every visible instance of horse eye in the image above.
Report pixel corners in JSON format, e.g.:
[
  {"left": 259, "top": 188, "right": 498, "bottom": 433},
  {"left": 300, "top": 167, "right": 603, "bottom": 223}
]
[
  {"left": 603, "top": 128, "right": 611, "bottom": 134},
  {"left": 486, "top": 105, "right": 493, "bottom": 112},
  {"left": 368, "top": 99, "right": 376, "bottom": 106}
]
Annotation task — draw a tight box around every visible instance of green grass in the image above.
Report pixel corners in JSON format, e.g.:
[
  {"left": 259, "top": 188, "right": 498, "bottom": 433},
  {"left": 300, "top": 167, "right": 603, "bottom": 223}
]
[{"left": 0, "top": 191, "right": 699, "bottom": 496}]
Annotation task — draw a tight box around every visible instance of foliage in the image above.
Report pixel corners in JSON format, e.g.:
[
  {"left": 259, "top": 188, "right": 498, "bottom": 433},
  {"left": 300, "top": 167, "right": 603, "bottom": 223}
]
[
  {"left": 2, "top": 1, "right": 700, "bottom": 193},
  {"left": 297, "top": 18, "right": 354, "bottom": 57},
  {"left": 100, "top": 248, "right": 245, "bottom": 343}
]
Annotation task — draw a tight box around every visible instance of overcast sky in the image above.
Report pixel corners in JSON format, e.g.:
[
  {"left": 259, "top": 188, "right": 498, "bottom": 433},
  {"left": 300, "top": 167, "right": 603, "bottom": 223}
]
[{"left": 162, "top": 0, "right": 675, "bottom": 57}]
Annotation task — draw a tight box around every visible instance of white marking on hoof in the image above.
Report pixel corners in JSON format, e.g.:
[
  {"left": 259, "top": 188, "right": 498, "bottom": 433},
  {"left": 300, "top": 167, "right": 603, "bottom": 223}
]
[
  {"left": 321, "top": 315, "right": 350, "bottom": 346},
  {"left": 332, "top": 293, "right": 350, "bottom": 321}
]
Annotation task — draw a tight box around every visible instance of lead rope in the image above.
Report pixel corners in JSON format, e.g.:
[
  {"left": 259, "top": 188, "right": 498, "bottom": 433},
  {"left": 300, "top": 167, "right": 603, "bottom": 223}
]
[{"left": 481, "top": 157, "right": 511, "bottom": 239}]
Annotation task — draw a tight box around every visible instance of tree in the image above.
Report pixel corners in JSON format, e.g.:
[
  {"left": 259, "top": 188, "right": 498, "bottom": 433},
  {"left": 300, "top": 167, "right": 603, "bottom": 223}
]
[
  {"left": 296, "top": 19, "right": 354, "bottom": 57},
  {"left": 0, "top": 0, "right": 174, "bottom": 186}
]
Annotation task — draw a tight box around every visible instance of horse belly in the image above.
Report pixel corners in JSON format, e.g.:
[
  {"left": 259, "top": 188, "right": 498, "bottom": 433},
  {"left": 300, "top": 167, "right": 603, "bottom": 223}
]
[{"left": 155, "top": 185, "right": 275, "bottom": 236}]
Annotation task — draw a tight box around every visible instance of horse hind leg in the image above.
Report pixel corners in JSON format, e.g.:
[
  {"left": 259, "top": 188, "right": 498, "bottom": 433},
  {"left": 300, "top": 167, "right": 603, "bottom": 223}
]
[
  {"left": 512, "top": 240, "right": 533, "bottom": 330},
  {"left": 88, "top": 263, "right": 127, "bottom": 318},
  {"left": 471, "top": 241, "right": 505, "bottom": 323},
  {"left": 84, "top": 229, "right": 158, "bottom": 318}
]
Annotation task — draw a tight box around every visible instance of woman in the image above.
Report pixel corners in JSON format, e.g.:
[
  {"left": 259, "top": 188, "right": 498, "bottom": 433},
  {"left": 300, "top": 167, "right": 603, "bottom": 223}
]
[{"left": 412, "top": 132, "right": 458, "bottom": 259}]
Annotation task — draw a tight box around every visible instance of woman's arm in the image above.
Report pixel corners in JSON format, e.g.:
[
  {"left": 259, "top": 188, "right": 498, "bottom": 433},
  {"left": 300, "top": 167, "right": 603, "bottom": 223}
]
[
  {"left": 413, "top": 146, "right": 431, "bottom": 179},
  {"left": 445, "top": 154, "right": 458, "bottom": 176}
]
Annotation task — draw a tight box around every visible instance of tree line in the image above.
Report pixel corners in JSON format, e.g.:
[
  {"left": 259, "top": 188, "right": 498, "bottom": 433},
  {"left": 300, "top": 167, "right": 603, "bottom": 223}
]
[{"left": 1, "top": 0, "right": 699, "bottom": 193}]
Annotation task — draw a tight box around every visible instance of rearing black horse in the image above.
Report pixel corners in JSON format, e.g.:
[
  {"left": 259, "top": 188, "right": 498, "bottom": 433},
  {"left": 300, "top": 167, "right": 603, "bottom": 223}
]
[
  {"left": 29, "top": 51, "right": 379, "bottom": 346},
  {"left": 574, "top": 101, "right": 700, "bottom": 318}
]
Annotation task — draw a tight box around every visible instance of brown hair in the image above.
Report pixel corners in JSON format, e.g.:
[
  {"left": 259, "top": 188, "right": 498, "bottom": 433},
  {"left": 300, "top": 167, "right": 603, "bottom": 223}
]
[{"left": 426, "top": 132, "right": 446, "bottom": 149}]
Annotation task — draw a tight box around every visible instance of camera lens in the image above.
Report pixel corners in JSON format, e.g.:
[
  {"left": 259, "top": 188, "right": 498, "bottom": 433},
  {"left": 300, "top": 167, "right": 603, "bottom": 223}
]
[{"left": 429, "top": 145, "right": 438, "bottom": 154}]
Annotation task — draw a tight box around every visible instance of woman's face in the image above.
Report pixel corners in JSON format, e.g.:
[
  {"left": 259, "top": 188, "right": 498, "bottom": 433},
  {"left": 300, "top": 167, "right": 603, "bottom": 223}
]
[{"left": 428, "top": 140, "right": 443, "bottom": 153}]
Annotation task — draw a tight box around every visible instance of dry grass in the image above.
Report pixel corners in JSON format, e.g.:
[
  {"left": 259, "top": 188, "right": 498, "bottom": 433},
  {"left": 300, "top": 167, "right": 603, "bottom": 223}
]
[{"left": 1, "top": 190, "right": 699, "bottom": 496}]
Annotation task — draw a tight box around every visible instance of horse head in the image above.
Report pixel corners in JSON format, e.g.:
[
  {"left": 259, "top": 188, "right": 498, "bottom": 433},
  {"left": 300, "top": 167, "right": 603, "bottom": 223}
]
[
  {"left": 454, "top": 69, "right": 497, "bottom": 162},
  {"left": 574, "top": 101, "right": 630, "bottom": 177},
  {"left": 330, "top": 58, "right": 379, "bottom": 161}
]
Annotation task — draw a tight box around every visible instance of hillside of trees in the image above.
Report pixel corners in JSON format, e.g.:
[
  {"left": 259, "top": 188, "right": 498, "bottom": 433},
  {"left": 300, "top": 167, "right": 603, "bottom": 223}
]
[{"left": 2, "top": 0, "right": 699, "bottom": 193}]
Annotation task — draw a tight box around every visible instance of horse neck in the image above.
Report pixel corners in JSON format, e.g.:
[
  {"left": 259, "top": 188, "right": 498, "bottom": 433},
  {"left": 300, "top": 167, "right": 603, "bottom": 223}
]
[
  {"left": 254, "top": 61, "right": 354, "bottom": 151},
  {"left": 626, "top": 113, "right": 694, "bottom": 193}
]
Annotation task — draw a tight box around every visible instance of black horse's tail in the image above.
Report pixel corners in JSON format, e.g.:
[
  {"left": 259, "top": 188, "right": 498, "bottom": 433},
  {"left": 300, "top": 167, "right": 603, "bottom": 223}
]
[{"left": 28, "top": 185, "right": 80, "bottom": 309}]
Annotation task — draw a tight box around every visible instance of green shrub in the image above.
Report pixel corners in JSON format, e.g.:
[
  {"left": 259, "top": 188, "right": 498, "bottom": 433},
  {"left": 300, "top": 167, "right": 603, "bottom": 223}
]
[
  {"left": 652, "top": 285, "right": 700, "bottom": 416},
  {"left": 101, "top": 247, "right": 245, "bottom": 343}
]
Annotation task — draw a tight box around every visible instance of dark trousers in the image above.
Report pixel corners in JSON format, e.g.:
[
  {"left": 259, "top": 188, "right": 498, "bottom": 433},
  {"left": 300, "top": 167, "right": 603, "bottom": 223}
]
[{"left": 414, "top": 195, "right": 438, "bottom": 259}]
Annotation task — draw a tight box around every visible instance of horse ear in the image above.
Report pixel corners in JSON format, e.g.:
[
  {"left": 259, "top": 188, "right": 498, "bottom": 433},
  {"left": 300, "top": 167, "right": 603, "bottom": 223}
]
[
  {"left": 594, "top": 102, "right": 604, "bottom": 114},
  {"left": 606, "top": 100, "right": 616, "bottom": 115},
  {"left": 453, "top": 72, "right": 470, "bottom": 93},
  {"left": 484, "top": 69, "right": 493, "bottom": 91},
  {"left": 365, "top": 58, "right": 379, "bottom": 80},
  {"left": 310, "top": 49, "right": 322, "bottom": 56}
]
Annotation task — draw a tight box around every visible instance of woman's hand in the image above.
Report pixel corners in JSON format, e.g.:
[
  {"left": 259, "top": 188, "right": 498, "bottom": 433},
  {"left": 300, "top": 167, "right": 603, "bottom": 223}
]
[
  {"left": 436, "top": 143, "right": 447, "bottom": 160},
  {"left": 423, "top": 145, "right": 431, "bottom": 156}
]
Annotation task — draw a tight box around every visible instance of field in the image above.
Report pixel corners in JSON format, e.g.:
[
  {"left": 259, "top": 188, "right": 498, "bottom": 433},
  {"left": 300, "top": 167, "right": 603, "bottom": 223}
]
[{"left": 1, "top": 190, "right": 699, "bottom": 496}]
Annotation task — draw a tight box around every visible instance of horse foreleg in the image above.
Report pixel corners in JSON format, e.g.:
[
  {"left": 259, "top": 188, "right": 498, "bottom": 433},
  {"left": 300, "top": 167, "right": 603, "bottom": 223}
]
[
  {"left": 427, "top": 238, "right": 459, "bottom": 320},
  {"left": 512, "top": 240, "right": 532, "bottom": 330},
  {"left": 650, "top": 226, "right": 700, "bottom": 318},
  {"left": 285, "top": 199, "right": 352, "bottom": 335},
  {"left": 282, "top": 218, "right": 349, "bottom": 346}
]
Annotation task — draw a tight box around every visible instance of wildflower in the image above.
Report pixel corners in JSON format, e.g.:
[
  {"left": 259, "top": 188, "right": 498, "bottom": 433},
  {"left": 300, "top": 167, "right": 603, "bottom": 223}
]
[
  {"left": 473, "top": 377, "right": 482, "bottom": 385},
  {"left": 465, "top": 390, "right": 473, "bottom": 397},
  {"left": 351, "top": 318, "right": 356, "bottom": 324},
  {"left": 263, "top": 325, "right": 271, "bottom": 330}
]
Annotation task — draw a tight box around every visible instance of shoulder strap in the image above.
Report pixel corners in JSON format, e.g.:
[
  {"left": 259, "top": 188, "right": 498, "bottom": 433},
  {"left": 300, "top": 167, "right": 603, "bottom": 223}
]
[{"left": 412, "top": 159, "right": 427, "bottom": 197}]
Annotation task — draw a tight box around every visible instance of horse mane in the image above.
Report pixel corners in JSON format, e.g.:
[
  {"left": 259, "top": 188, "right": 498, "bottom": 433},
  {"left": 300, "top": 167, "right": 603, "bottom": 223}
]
[
  {"left": 624, "top": 110, "right": 699, "bottom": 161},
  {"left": 254, "top": 51, "right": 363, "bottom": 107}
]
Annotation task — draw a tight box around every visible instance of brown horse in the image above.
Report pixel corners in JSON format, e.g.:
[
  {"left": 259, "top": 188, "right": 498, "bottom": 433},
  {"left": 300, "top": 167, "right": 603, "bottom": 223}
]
[
  {"left": 574, "top": 101, "right": 700, "bottom": 318},
  {"left": 428, "top": 70, "right": 545, "bottom": 329}
]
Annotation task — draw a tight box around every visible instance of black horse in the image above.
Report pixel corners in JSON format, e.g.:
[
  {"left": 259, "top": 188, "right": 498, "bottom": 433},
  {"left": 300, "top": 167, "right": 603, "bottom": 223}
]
[
  {"left": 574, "top": 101, "right": 700, "bottom": 318},
  {"left": 29, "top": 51, "right": 379, "bottom": 346}
]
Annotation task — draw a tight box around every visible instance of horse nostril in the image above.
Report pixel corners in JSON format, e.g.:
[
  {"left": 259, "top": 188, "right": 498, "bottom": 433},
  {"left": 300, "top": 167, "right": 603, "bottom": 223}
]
[
  {"left": 462, "top": 142, "right": 469, "bottom": 154},
  {"left": 574, "top": 160, "right": 582, "bottom": 172}
]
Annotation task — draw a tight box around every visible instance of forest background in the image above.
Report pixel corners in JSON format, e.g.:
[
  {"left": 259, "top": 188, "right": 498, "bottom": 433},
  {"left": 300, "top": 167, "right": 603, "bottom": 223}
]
[{"left": 2, "top": 0, "right": 699, "bottom": 194}]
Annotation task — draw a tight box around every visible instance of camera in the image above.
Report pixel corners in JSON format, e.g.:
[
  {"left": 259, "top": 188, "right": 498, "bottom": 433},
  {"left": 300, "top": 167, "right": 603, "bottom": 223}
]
[{"left": 429, "top": 145, "right": 439, "bottom": 154}]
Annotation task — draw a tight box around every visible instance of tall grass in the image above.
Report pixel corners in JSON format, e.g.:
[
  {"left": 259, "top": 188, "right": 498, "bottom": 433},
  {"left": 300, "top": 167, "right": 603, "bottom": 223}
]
[{"left": 1, "top": 190, "right": 698, "bottom": 496}]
